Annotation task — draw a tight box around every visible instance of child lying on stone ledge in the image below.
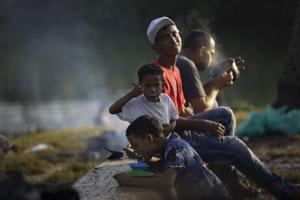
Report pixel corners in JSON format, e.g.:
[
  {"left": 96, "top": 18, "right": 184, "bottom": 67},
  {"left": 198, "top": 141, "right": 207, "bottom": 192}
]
[{"left": 114, "top": 115, "right": 229, "bottom": 200}]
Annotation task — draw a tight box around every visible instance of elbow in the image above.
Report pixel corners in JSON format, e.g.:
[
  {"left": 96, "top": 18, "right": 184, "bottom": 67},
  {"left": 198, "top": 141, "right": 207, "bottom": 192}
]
[
  {"left": 193, "top": 102, "right": 211, "bottom": 114},
  {"left": 157, "top": 179, "right": 173, "bottom": 190},
  {"left": 193, "top": 106, "right": 210, "bottom": 114},
  {"left": 108, "top": 107, "right": 116, "bottom": 114},
  {"left": 190, "top": 98, "right": 211, "bottom": 114}
]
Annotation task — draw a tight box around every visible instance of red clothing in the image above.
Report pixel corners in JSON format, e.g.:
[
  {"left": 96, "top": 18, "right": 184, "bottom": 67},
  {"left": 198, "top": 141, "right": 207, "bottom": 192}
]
[{"left": 153, "top": 59, "right": 186, "bottom": 114}]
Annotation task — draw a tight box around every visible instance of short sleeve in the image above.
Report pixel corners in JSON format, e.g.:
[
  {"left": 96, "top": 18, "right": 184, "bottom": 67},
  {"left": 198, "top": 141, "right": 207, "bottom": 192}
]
[
  {"left": 162, "top": 94, "right": 179, "bottom": 121},
  {"left": 177, "top": 57, "right": 206, "bottom": 102},
  {"left": 164, "top": 140, "right": 186, "bottom": 170},
  {"left": 116, "top": 98, "right": 138, "bottom": 123},
  {"left": 170, "top": 105, "right": 178, "bottom": 121}
]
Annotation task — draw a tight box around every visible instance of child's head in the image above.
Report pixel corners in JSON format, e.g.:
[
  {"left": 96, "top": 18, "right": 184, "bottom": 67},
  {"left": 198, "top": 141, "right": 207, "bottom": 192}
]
[
  {"left": 126, "top": 115, "right": 164, "bottom": 154},
  {"left": 147, "top": 16, "right": 182, "bottom": 56},
  {"left": 138, "top": 64, "right": 163, "bottom": 102}
]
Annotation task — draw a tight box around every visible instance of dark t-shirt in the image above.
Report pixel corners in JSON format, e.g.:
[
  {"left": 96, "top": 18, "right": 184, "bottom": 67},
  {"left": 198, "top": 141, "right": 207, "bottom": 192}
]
[
  {"left": 176, "top": 55, "right": 206, "bottom": 103},
  {"left": 162, "top": 133, "right": 228, "bottom": 199}
]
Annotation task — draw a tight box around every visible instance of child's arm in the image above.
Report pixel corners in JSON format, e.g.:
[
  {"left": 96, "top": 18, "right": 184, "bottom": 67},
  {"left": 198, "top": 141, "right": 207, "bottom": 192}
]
[
  {"left": 109, "top": 84, "right": 143, "bottom": 114},
  {"left": 175, "top": 117, "right": 226, "bottom": 136},
  {"left": 115, "top": 168, "right": 177, "bottom": 191}
]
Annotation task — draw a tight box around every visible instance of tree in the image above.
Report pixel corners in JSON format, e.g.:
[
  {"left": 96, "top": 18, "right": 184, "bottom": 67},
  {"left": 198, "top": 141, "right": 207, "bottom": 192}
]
[{"left": 274, "top": 0, "right": 300, "bottom": 108}]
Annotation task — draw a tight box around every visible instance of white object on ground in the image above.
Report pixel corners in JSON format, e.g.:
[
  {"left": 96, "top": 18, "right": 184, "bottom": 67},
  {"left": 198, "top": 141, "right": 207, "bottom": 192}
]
[{"left": 28, "top": 144, "right": 48, "bottom": 153}]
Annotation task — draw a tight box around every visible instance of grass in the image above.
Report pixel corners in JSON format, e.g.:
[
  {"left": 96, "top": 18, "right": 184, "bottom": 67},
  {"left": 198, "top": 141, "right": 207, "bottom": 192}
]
[{"left": 1, "top": 125, "right": 112, "bottom": 184}]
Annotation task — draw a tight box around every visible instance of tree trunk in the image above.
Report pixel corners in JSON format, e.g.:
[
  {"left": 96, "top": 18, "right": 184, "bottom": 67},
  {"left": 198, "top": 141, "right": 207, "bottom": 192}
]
[{"left": 274, "top": 1, "right": 300, "bottom": 108}]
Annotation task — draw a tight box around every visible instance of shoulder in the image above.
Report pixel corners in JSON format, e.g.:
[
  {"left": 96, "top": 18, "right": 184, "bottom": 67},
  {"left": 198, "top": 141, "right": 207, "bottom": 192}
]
[
  {"left": 176, "top": 56, "right": 199, "bottom": 79},
  {"left": 160, "top": 93, "right": 173, "bottom": 101},
  {"left": 166, "top": 137, "right": 188, "bottom": 153},
  {"left": 127, "top": 95, "right": 140, "bottom": 103},
  {"left": 160, "top": 94, "right": 177, "bottom": 108},
  {"left": 124, "top": 95, "right": 145, "bottom": 107},
  {"left": 176, "top": 55, "right": 196, "bottom": 70}
]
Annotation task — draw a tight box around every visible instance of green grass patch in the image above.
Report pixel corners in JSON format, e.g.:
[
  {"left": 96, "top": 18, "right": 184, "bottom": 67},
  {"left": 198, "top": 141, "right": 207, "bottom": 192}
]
[
  {"left": 3, "top": 152, "right": 51, "bottom": 175},
  {"left": 11, "top": 126, "right": 107, "bottom": 152},
  {"left": 0, "top": 125, "right": 114, "bottom": 184},
  {"left": 44, "top": 158, "right": 103, "bottom": 184}
]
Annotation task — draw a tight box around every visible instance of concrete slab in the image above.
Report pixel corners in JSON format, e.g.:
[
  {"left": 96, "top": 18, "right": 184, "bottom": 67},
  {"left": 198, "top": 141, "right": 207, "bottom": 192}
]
[{"left": 73, "top": 159, "right": 163, "bottom": 200}]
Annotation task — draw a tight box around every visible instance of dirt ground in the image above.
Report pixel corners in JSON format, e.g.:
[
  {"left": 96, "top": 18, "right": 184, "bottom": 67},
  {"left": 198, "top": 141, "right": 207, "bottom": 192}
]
[{"left": 239, "top": 134, "right": 300, "bottom": 199}]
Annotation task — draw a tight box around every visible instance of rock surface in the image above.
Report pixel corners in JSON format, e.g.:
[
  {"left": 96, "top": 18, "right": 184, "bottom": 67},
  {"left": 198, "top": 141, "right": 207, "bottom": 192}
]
[{"left": 73, "top": 159, "right": 163, "bottom": 200}]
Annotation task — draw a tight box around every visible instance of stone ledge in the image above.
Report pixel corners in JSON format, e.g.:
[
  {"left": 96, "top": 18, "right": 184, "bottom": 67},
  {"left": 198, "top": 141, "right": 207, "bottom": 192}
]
[{"left": 73, "top": 159, "right": 163, "bottom": 200}]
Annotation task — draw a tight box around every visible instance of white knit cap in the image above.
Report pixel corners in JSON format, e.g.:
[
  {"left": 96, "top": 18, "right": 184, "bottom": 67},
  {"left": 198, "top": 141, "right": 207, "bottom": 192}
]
[{"left": 146, "top": 16, "right": 176, "bottom": 45}]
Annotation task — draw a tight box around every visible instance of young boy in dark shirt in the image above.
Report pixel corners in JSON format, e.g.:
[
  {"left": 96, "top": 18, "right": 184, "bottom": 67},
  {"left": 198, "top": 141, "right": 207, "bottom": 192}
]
[{"left": 114, "top": 115, "right": 229, "bottom": 200}]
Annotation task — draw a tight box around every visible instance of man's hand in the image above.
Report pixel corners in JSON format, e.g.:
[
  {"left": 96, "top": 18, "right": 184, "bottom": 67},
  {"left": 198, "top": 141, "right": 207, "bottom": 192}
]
[
  {"left": 212, "top": 71, "right": 234, "bottom": 89},
  {"left": 235, "top": 56, "right": 246, "bottom": 71},
  {"left": 201, "top": 120, "right": 226, "bottom": 136}
]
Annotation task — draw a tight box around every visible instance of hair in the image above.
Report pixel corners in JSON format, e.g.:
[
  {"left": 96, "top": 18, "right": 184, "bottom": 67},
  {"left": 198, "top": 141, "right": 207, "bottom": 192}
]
[
  {"left": 137, "top": 63, "right": 164, "bottom": 83},
  {"left": 126, "top": 115, "right": 163, "bottom": 138},
  {"left": 183, "top": 29, "right": 211, "bottom": 50}
]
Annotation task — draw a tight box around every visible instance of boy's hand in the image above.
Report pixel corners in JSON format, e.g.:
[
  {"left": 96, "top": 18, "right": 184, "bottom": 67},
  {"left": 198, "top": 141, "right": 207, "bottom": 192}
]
[
  {"left": 114, "top": 173, "right": 131, "bottom": 186},
  {"left": 123, "top": 147, "right": 139, "bottom": 159},
  {"left": 201, "top": 120, "right": 226, "bottom": 136},
  {"left": 130, "top": 83, "right": 143, "bottom": 97},
  {"left": 162, "top": 123, "right": 175, "bottom": 136}
]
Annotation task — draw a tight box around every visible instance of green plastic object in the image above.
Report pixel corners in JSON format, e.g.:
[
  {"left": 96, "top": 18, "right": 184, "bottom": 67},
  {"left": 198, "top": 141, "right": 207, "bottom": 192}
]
[
  {"left": 237, "top": 106, "right": 300, "bottom": 137},
  {"left": 126, "top": 170, "right": 154, "bottom": 177}
]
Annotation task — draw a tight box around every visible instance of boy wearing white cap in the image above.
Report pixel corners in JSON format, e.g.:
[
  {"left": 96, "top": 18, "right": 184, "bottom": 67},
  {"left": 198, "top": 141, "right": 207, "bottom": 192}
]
[{"left": 147, "top": 17, "right": 187, "bottom": 116}]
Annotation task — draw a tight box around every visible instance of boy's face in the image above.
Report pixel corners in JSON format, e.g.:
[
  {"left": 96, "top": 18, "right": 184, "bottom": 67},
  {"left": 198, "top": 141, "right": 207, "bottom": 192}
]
[
  {"left": 140, "top": 74, "right": 163, "bottom": 102},
  {"left": 127, "top": 134, "right": 157, "bottom": 154},
  {"left": 153, "top": 25, "right": 182, "bottom": 57}
]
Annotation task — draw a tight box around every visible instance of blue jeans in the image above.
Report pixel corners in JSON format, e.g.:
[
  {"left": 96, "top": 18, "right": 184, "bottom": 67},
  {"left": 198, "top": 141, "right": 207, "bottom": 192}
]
[
  {"left": 192, "top": 106, "right": 236, "bottom": 137},
  {"left": 183, "top": 132, "right": 296, "bottom": 199}
]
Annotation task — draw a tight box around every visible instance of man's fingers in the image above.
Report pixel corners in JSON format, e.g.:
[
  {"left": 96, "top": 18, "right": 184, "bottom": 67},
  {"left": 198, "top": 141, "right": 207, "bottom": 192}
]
[
  {"left": 218, "top": 124, "right": 226, "bottom": 135},
  {"left": 217, "top": 130, "right": 224, "bottom": 136},
  {"left": 215, "top": 129, "right": 223, "bottom": 136},
  {"left": 235, "top": 56, "right": 245, "bottom": 64},
  {"left": 238, "top": 65, "right": 246, "bottom": 70},
  {"left": 235, "top": 57, "right": 246, "bottom": 71},
  {"left": 236, "top": 59, "right": 245, "bottom": 65},
  {"left": 219, "top": 124, "right": 225, "bottom": 131},
  {"left": 211, "top": 123, "right": 225, "bottom": 136}
]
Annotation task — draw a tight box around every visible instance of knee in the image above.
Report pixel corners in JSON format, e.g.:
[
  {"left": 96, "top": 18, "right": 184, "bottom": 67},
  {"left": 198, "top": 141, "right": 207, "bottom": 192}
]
[
  {"left": 217, "top": 107, "right": 236, "bottom": 124},
  {"left": 219, "top": 106, "right": 235, "bottom": 118}
]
